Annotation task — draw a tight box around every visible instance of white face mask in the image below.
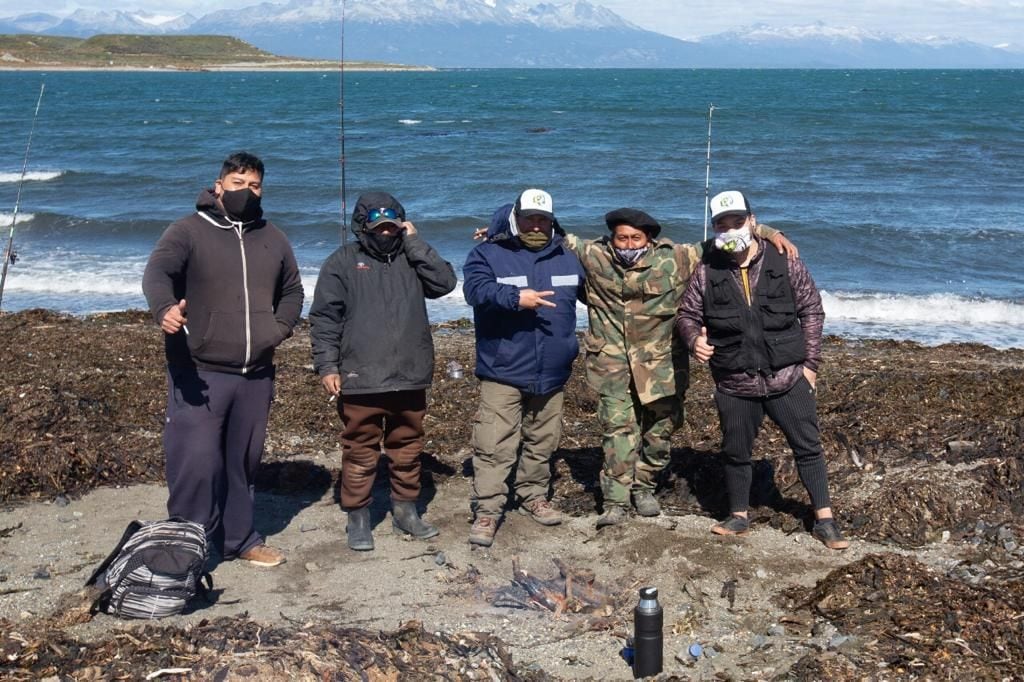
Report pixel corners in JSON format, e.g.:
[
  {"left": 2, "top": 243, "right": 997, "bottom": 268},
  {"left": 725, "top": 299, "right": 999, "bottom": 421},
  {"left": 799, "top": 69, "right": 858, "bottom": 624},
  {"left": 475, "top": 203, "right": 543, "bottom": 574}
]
[{"left": 714, "top": 225, "right": 753, "bottom": 253}]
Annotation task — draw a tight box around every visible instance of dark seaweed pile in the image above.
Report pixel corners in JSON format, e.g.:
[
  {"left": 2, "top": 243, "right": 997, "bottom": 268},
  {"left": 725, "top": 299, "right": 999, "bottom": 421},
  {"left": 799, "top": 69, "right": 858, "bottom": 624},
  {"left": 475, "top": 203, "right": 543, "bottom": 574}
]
[{"left": 2, "top": 310, "right": 1023, "bottom": 679}]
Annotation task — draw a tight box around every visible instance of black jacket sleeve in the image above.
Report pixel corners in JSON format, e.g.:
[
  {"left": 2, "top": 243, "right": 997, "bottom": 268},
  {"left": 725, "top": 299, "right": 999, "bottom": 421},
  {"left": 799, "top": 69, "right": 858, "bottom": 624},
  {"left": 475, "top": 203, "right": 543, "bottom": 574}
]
[
  {"left": 142, "top": 221, "right": 190, "bottom": 326},
  {"left": 273, "top": 238, "right": 304, "bottom": 340},
  {"left": 403, "top": 234, "right": 458, "bottom": 300},
  {"left": 308, "top": 249, "right": 347, "bottom": 377}
]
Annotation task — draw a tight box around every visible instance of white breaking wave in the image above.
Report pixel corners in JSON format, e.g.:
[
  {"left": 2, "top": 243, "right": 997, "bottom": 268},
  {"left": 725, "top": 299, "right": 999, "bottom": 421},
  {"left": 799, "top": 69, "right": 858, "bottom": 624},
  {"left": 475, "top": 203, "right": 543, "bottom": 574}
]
[
  {"left": 821, "top": 291, "right": 1024, "bottom": 349},
  {"left": 398, "top": 119, "right": 422, "bottom": 125},
  {"left": 0, "top": 170, "right": 64, "bottom": 183},
  {"left": 821, "top": 291, "right": 1024, "bottom": 326},
  {"left": 0, "top": 213, "right": 34, "bottom": 227}
]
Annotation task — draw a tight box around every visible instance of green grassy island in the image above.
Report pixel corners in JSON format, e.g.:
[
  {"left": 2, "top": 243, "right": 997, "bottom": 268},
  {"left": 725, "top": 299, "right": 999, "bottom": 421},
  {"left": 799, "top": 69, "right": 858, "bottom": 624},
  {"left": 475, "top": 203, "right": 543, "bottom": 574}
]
[{"left": 0, "top": 34, "right": 431, "bottom": 70}]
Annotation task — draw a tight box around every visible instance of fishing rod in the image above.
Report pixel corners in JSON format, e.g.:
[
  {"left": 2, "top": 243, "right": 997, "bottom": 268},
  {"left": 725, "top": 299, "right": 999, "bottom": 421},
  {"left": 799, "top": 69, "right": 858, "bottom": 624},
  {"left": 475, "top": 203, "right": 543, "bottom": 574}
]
[
  {"left": 702, "top": 103, "right": 715, "bottom": 241},
  {"left": 0, "top": 83, "right": 46, "bottom": 313},
  {"left": 338, "top": 0, "right": 348, "bottom": 246}
]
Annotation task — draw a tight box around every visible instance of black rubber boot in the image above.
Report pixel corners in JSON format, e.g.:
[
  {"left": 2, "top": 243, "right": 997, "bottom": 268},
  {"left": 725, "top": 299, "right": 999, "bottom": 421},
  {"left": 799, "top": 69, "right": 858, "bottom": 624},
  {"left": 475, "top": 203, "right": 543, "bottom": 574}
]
[
  {"left": 346, "top": 506, "right": 374, "bottom": 551},
  {"left": 392, "top": 500, "right": 440, "bottom": 539}
]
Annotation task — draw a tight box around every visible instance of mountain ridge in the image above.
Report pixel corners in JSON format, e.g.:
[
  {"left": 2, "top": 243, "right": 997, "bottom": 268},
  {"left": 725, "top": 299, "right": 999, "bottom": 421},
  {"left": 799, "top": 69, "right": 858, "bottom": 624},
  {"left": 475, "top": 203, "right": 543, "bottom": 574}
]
[{"left": 0, "top": 0, "right": 1021, "bottom": 68}]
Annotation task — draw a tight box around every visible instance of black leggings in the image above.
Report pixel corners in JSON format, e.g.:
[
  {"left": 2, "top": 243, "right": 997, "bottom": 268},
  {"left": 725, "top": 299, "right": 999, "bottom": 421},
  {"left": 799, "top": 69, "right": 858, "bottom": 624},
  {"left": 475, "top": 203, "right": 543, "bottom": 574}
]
[{"left": 713, "top": 377, "right": 832, "bottom": 514}]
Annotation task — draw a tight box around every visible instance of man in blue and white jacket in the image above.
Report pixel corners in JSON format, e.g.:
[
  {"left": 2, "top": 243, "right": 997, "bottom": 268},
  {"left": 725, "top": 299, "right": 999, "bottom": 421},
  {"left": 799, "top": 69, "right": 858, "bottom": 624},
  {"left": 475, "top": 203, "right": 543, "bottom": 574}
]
[{"left": 462, "top": 189, "right": 585, "bottom": 547}]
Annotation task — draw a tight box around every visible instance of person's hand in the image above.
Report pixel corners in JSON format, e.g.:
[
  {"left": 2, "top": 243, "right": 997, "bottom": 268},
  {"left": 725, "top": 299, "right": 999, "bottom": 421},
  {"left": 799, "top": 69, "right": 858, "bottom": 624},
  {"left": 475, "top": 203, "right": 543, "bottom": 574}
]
[
  {"left": 518, "top": 289, "right": 556, "bottom": 309},
  {"left": 803, "top": 366, "right": 817, "bottom": 389},
  {"left": 769, "top": 232, "right": 799, "bottom": 259},
  {"left": 160, "top": 299, "right": 187, "bottom": 335},
  {"left": 693, "top": 326, "right": 715, "bottom": 362},
  {"left": 472, "top": 226, "right": 487, "bottom": 240},
  {"left": 401, "top": 220, "right": 417, "bottom": 236},
  {"left": 322, "top": 373, "right": 342, "bottom": 398}
]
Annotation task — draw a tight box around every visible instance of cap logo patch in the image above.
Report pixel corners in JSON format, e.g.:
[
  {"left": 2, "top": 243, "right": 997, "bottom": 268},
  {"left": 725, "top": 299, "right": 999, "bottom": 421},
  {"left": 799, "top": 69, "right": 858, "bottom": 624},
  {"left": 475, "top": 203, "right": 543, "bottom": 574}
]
[{"left": 527, "top": 193, "right": 548, "bottom": 208}]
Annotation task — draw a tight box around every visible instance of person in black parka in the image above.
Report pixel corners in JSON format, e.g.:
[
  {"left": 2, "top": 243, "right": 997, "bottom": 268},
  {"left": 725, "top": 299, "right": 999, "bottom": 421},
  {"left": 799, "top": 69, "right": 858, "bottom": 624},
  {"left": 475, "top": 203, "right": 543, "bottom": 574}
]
[{"left": 309, "top": 191, "right": 457, "bottom": 551}]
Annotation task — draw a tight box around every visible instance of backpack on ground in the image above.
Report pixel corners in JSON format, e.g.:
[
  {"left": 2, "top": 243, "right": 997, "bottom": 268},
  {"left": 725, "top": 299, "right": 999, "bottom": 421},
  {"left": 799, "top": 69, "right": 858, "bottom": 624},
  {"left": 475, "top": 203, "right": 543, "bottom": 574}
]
[{"left": 87, "top": 517, "right": 212, "bottom": 619}]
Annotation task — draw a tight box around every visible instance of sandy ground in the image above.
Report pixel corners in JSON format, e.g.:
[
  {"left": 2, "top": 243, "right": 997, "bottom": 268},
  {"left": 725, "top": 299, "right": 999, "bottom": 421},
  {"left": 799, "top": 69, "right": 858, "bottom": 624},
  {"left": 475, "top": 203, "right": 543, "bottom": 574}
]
[{"left": 0, "top": 461, "right": 966, "bottom": 680}]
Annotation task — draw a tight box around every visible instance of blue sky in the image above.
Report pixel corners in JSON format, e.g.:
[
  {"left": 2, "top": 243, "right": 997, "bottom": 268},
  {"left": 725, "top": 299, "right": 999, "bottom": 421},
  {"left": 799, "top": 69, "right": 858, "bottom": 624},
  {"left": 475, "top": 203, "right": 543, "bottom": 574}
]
[{"left": 2, "top": 0, "right": 1022, "bottom": 47}]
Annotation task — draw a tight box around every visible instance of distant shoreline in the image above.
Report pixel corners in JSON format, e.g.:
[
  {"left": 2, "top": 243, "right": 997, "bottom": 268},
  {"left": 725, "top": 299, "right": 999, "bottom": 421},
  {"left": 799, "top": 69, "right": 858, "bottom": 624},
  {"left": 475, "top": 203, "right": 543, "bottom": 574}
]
[{"left": 0, "top": 64, "right": 437, "bottom": 73}]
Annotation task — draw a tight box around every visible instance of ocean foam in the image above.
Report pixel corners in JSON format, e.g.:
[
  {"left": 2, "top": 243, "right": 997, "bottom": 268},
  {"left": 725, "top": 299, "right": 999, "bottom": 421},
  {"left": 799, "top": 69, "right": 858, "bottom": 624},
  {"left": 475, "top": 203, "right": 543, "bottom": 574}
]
[
  {"left": 821, "top": 291, "right": 1024, "bottom": 326},
  {"left": 0, "top": 213, "right": 34, "bottom": 227},
  {"left": 398, "top": 119, "right": 422, "bottom": 125},
  {"left": 0, "top": 170, "right": 64, "bottom": 183}
]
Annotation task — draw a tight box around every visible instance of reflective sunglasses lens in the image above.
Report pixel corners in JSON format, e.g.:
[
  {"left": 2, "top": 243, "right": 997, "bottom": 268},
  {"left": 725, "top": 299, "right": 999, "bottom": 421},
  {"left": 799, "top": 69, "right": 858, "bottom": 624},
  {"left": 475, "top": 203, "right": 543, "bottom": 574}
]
[{"left": 368, "top": 207, "right": 398, "bottom": 222}]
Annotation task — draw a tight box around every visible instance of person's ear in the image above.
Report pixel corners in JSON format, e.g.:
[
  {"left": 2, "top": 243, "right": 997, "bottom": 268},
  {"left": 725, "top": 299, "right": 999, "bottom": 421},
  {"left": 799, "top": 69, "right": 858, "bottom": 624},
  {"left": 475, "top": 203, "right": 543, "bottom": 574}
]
[{"left": 213, "top": 178, "right": 223, "bottom": 197}]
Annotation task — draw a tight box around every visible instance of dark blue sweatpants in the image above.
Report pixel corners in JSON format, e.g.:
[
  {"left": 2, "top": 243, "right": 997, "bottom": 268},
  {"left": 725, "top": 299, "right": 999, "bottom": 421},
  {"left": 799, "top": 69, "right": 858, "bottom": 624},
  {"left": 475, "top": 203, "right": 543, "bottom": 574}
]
[{"left": 163, "top": 364, "right": 274, "bottom": 559}]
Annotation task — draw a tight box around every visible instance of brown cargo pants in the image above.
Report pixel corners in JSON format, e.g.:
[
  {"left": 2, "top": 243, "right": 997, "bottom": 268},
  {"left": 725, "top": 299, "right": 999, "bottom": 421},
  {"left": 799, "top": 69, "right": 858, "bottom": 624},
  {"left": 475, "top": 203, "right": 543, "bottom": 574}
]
[{"left": 339, "top": 389, "right": 427, "bottom": 509}]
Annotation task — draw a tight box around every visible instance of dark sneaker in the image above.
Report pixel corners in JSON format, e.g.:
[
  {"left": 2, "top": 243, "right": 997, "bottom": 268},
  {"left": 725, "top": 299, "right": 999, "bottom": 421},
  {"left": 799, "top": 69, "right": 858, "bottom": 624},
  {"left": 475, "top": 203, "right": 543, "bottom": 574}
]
[
  {"left": 711, "top": 515, "right": 751, "bottom": 536},
  {"left": 596, "top": 505, "right": 627, "bottom": 529},
  {"left": 813, "top": 518, "right": 850, "bottom": 550},
  {"left": 469, "top": 516, "right": 498, "bottom": 547},
  {"left": 633, "top": 490, "right": 661, "bottom": 517},
  {"left": 518, "top": 498, "right": 564, "bottom": 526},
  {"left": 239, "top": 543, "right": 286, "bottom": 567}
]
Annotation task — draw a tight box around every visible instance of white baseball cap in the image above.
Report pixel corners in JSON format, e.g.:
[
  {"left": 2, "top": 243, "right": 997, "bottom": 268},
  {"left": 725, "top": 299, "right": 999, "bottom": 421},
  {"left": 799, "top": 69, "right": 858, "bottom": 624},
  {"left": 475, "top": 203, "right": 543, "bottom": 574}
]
[
  {"left": 709, "top": 190, "right": 751, "bottom": 221},
  {"left": 515, "top": 188, "right": 553, "bottom": 219}
]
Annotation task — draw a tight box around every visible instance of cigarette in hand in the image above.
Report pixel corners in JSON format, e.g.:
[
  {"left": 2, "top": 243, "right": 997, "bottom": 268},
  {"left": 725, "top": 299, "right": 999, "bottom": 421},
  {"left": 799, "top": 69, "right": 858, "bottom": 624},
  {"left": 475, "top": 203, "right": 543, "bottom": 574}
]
[
  {"left": 328, "top": 394, "right": 337, "bottom": 403},
  {"left": 182, "top": 324, "right": 190, "bottom": 336}
]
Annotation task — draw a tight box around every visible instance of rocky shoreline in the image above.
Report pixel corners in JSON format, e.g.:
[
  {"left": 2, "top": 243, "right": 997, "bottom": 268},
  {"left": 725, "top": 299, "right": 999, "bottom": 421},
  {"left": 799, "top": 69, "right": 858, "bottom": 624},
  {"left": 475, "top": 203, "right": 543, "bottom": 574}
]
[{"left": 0, "top": 309, "right": 1022, "bottom": 679}]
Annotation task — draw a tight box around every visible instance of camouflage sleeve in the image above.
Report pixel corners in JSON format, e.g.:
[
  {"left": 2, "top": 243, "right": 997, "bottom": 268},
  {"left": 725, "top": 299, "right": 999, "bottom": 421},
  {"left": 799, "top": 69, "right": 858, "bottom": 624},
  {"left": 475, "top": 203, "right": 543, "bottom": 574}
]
[
  {"left": 675, "top": 263, "right": 706, "bottom": 349},
  {"left": 673, "top": 240, "right": 704, "bottom": 279},
  {"left": 563, "top": 232, "right": 585, "bottom": 258},
  {"left": 753, "top": 222, "right": 780, "bottom": 239}
]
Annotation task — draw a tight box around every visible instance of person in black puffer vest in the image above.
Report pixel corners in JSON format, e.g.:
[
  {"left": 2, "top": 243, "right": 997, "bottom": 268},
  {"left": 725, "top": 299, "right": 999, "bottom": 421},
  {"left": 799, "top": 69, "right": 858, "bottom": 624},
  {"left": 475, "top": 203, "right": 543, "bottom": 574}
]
[{"left": 676, "top": 190, "right": 849, "bottom": 550}]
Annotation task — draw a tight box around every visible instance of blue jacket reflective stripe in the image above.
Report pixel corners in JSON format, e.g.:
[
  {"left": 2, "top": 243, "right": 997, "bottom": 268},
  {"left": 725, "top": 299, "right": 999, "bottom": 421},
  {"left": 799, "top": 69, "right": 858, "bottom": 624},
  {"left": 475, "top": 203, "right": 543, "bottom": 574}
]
[{"left": 463, "top": 203, "right": 584, "bottom": 395}]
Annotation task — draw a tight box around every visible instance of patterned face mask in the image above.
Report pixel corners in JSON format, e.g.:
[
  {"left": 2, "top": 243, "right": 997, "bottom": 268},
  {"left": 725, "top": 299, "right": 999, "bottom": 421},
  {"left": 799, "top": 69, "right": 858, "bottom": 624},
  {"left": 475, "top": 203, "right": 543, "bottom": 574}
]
[
  {"left": 714, "top": 225, "right": 753, "bottom": 253},
  {"left": 613, "top": 245, "right": 649, "bottom": 266}
]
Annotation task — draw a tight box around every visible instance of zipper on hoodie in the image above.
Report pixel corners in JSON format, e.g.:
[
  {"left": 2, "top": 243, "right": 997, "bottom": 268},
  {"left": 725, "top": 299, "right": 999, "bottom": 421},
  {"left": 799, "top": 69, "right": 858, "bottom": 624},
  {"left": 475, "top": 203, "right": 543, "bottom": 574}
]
[{"left": 234, "top": 222, "right": 252, "bottom": 373}]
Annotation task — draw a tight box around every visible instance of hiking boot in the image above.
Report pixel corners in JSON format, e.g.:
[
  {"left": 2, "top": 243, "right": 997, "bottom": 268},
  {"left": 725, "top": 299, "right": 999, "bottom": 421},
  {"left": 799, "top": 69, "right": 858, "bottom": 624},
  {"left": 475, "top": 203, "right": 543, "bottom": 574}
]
[
  {"left": 469, "top": 516, "right": 499, "bottom": 547},
  {"left": 392, "top": 500, "right": 440, "bottom": 539},
  {"left": 596, "top": 505, "right": 627, "bottom": 529},
  {"left": 346, "top": 506, "right": 374, "bottom": 551},
  {"left": 518, "top": 498, "right": 563, "bottom": 526},
  {"left": 632, "top": 489, "right": 661, "bottom": 517},
  {"left": 239, "top": 543, "right": 286, "bottom": 567},
  {"left": 711, "top": 514, "right": 751, "bottom": 536},
  {"left": 813, "top": 518, "right": 850, "bottom": 550}
]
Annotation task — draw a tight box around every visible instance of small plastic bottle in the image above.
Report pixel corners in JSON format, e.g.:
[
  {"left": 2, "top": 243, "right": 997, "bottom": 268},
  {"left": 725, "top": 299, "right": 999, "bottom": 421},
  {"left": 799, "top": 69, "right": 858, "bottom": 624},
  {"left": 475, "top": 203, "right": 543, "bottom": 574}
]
[{"left": 632, "top": 586, "right": 663, "bottom": 678}]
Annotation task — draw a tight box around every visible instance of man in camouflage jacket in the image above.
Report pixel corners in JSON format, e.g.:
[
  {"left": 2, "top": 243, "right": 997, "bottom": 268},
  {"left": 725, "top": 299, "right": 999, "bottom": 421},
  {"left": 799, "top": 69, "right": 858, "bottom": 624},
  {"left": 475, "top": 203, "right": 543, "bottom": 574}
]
[{"left": 565, "top": 208, "right": 793, "bottom": 527}]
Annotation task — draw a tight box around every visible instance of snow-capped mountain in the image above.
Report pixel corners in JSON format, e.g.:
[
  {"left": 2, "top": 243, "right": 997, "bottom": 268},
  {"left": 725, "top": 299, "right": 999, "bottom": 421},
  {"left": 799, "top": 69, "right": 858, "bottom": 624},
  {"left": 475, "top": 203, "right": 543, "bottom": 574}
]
[
  {"left": 701, "top": 22, "right": 1022, "bottom": 68},
  {"left": 0, "top": 1, "right": 1021, "bottom": 68}
]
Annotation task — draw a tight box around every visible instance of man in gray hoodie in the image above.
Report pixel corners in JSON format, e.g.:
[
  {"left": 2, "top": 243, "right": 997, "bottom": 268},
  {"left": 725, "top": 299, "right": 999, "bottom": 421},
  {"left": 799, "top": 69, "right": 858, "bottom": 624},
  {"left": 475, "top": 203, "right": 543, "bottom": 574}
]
[{"left": 143, "top": 152, "right": 304, "bottom": 568}]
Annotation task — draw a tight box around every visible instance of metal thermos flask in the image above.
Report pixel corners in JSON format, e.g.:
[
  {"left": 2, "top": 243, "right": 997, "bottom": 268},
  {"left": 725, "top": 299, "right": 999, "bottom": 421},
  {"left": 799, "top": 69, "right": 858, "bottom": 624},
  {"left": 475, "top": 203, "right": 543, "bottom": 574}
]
[{"left": 632, "top": 586, "right": 663, "bottom": 678}]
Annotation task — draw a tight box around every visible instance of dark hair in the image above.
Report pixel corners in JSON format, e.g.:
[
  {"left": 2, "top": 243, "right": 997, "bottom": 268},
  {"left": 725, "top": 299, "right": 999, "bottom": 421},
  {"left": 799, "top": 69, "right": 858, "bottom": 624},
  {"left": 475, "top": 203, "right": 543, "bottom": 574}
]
[{"left": 220, "top": 152, "right": 265, "bottom": 180}]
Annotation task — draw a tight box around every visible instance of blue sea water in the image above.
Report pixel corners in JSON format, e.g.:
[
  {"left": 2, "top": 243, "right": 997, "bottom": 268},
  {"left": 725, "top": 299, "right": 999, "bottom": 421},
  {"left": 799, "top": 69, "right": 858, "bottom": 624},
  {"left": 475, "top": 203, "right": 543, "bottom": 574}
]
[{"left": 0, "top": 68, "right": 1022, "bottom": 348}]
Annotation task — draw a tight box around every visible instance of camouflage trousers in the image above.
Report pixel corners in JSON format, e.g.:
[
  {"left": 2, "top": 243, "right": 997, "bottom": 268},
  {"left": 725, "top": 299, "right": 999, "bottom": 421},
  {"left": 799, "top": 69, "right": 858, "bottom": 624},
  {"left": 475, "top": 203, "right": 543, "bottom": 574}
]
[{"left": 598, "top": 391, "right": 682, "bottom": 507}]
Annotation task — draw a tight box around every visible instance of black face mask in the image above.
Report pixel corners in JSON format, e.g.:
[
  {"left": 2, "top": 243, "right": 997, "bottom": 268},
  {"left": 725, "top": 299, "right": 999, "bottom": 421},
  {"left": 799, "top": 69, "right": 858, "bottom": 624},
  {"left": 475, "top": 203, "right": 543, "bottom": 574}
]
[
  {"left": 220, "top": 187, "right": 262, "bottom": 222},
  {"left": 365, "top": 230, "right": 402, "bottom": 256}
]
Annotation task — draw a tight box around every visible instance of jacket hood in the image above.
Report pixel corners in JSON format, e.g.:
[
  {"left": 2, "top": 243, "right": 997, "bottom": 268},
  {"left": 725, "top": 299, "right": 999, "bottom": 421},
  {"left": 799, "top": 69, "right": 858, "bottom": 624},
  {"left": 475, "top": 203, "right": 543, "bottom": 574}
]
[
  {"left": 351, "top": 191, "right": 406, "bottom": 235},
  {"left": 485, "top": 203, "right": 565, "bottom": 243},
  {"left": 604, "top": 207, "right": 661, "bottom": 239}
]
